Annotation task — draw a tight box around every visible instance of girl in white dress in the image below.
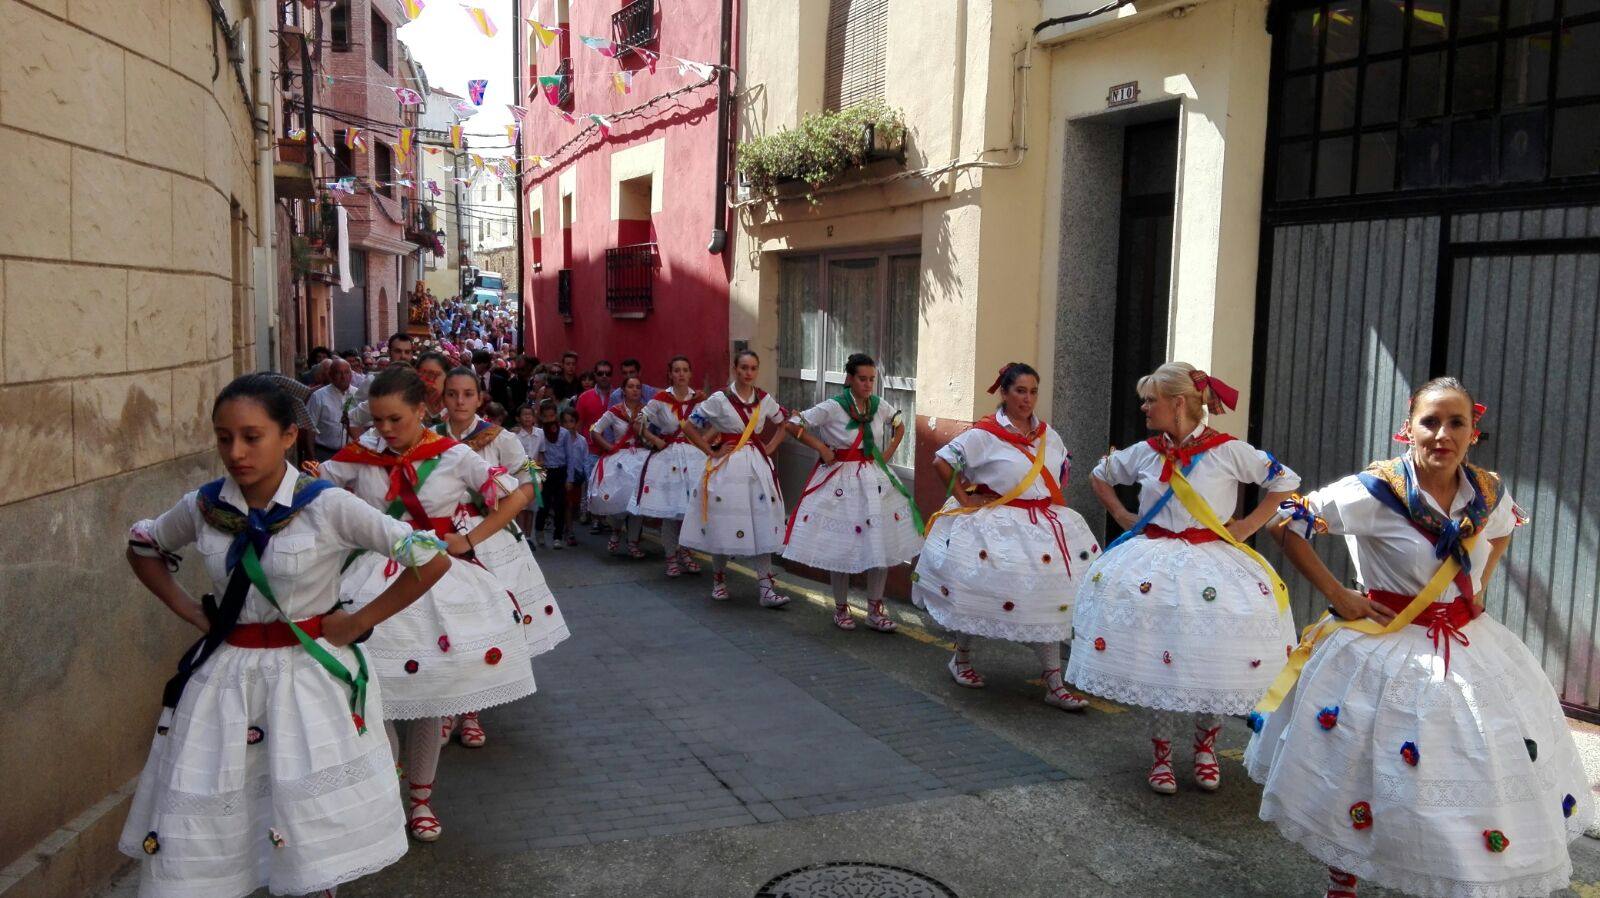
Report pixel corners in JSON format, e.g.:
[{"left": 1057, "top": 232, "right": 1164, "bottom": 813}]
[
  {"left": 436, "top": 369, "right": 569, "bottom": 749},
  {"left": 1246, "top": 378, "right": 1593, "bottom": 898},
  {"left": 121, "top": 374, "right": 450, "bottom": 898},
  {"left": 1068, "top": 362, "right": 1298, "bottom": 794},
  {"left": 587, "top": 375, "right": 654, "bottom": 557},
  {"left": 317, "top": 366, "right": 538, "bottom": 843},
  {"left": 510, "top": 404, "right": 545, "bottom": 545},
  {"left": 785, "top": 353, "right": 923, "bottom": 632},
  {"left": 671, "top": 350, "right": 794, "bottom": 607},
  {"left": 913, "top": 363, "right": 1099, "bottom": 710},
  {"left": 629, "top": 355, "right": 708, "bottom": 578}
]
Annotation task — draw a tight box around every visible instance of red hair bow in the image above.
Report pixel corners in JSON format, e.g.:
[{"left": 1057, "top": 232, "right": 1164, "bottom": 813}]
[
  {"left": 1394, "top": 402, "right": 1488, "bottom": 444},
  {"left": 986, "top": 364, "right": 1013, "bottom": 395},
  {"left": 1188, "top": 369, "right": 1239, "bottom": 413}
]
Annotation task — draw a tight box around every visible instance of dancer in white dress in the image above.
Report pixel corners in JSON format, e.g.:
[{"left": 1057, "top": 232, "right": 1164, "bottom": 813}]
[
  {"left": 1067, "top": 362, "right": 1297, "bottom": 794},
  {"left": 785, "top": 353, "right": 923, "bottom": 632},
  {"left": 317, "top": 366, "right": 538, "bottom": 844},
  {"left": 912, "top": 363, "right": 1099, "bottom": 710},
  {"left": 1246, "top": 378, "right": 1593, "bottom": 898},
  {"left": 436, "top": 368, "right": 569, "bottom": 749},
  {"left": 671, "top": 350, "right": 794, "bottom": 607},
  {"left": 121, "top": 374, "right": 450, "bottom": 898},
  {"left": 629, "top": 355, "right": 708, "bottom": 578},
  {"left": 587, "top": 375, "right": 654, "bottom": 558}
]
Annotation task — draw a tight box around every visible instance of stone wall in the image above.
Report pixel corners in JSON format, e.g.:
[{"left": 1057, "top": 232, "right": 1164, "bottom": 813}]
[{"left": 0, "top": 0, "right": 261, "bottom": 891}]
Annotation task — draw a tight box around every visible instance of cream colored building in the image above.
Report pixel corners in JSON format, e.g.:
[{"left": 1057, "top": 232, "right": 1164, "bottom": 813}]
[{"left": 0, "top": 0, "right": 271, "bottom": 893}]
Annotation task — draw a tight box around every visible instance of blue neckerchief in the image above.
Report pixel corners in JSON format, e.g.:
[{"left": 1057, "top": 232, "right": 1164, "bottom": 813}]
[
  {"left": 1356, "top": 457, "right": 1492, "bottom": 574},
  {"left": 196, "top": 476, "right": 334, "bottom": 574},
  {"left": 1104, "top": 454, "right": 1206, "bottom": 553}
]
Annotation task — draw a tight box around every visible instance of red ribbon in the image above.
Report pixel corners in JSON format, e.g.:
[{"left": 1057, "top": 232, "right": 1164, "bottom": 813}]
[
  {"left": 1144, "top": 430, "right": 1236, "bottom": 483},
  {"left": 1189, "top": 369, "right": 1240, "bottom": 412},
  {"left": 1368, "top": 589, "right": 1478, "bottom": 673}
]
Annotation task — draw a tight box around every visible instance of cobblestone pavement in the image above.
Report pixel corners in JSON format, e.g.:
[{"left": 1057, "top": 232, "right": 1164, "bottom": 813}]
[{"left": 100, "top": 533, "right": 1600, "bottom": 898}]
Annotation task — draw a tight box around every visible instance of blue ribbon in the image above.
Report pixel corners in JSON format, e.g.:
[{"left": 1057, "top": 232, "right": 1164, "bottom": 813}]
[
  {"left": 1278, "top": 497, "right": 1320, "bottom": 539},
  {"left": 1103, "top": 453, "right": 1206, "bottom": 554}
]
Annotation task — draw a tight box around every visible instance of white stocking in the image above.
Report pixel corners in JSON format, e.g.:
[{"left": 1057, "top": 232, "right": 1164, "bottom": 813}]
[
  {"left": 712, "top": 554, "right": 729, "bottom": 575},
  {"left": 1032, "top": 642, "right": 1063, "bottom": 690},
  {"left": 866, "top": 568, "right": 888, "bottom": 604},
  {"left": 952, "top": 632, "right": 975, "bottom": 662},
  {"left": 405, "top": 716, "right": 444, "bottom": 791},
  {"left": 830, "top": 571, "right": 851, "bottom": 607},
  {"left": 662, "top": 518, "right": 682, "bottom": 554}
]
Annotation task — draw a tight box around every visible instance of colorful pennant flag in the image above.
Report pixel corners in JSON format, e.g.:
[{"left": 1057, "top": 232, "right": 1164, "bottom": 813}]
[
  {"left": 467, "top": 79, "right": 488, "bottom": 105},
  {"left": 397, "top": 128, "right": 414, "bottom": 158},
  {"left": 638, "top": 49, "right": 660, "bottom": 75},
  {"left": 402, "top": 0, "right": 425, "bottom": 21},
  {"left": 579, "top": 35, "right": 618, "bottom": 58},
  {"left": 679, "top": 60, "right": 714, "bottom": 81},
  {"left": 530, "top": 20, "right": 558, "bottom": 47},
  {"left": 538, "top": 74, "right": 564, "bottom": 106},
  {"left": 506, "top": 104, "right": 529, "bottom": 120},
  {"left": 450, "top": 98, "right": 479, "bottom": 118},
  {"left": 287, "top": 127, "right": 306, "bottom": 141},
  {"left": 334, "top": 176, "right": 357, "bottom": 194},
  {"left": 558, "top": 109, "right": 576, "bottom": 125},
  {"left": 425, "top": 146, "right": 441, "bottom": 155},
  {"left": 449, "top": 125, "right": 463, "bottom": 149},
  {"left": 612, "top": 71, "right": 633, "bottom": 95},
  {"left": 471, "top": 153, "right": 485, "bottom": 170},
  {"left": 588, "top": 113, "right": 611, "bottom": 138},
  {"left": 506, "top": 123, "right": 519, "bottom": 144},
  {"left": 427, "top": 178, "right": 442, "bottom": 197},
  {"left": 527, "top": 154, "right": 545, "bottom": 168},
  {"left": 462, "top": 5, "right": 497, "bottom": 37},
  {"left": 345, "top": 128, "right": 367, "bottom": 152},
  {"left": 395, "top": 86, "right": 423, "bottom": 105}
]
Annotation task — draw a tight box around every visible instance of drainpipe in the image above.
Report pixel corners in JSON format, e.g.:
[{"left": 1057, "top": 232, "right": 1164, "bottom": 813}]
[
  {"left": 512, "top": 0, "right": 526, "bottom": 350},
  {"left": 706, "top": 0, "right": 734, "bottom": 254},
  {"left": 252, "top": 0, "right": 279, "bottom": 370}
]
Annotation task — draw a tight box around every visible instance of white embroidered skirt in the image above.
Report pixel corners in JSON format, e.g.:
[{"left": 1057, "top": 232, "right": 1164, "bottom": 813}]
[
  {"left": 455, "top": 512, "right": 570, "bottom": 658},
  {"left": 629, "top": 442, "right": 705, "bottom": 521},
  {"left": 1243, "top": 614, "right": 1593, "bottom": 898},
  {"left": 679, "top": 446, "right": 787, "bottom": 557},
  {"left": 782, "top": 459, "right": 923, "bottom": 573},
  {"left": 340, "top": 551, "right": 536, "bottom": 719},
  {"left": 1065, "top": 534, "right": 1296, "bottom": 714},
  {"left": 118, "top": 644, "right": 406, "bottom": 898},
  {"left": 586, "top": 448, "right": 650, "bottom": 517},
  {"left": 911, "top": 498, "right": 1095, "bottom": 643}
]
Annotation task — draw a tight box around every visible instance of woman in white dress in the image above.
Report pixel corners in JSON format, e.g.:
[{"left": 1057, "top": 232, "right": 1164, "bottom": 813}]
[
  {"left": 317, "top": 366, "right": 538, "bottom": 843},
  {"left": 913, "top": 363, "right": 1098, "bottom": 710},
  {"left": 436, "top": 368, "right": 569, "bottom": 749},
  {"left": 784, "top": 352, "right": 923, "bottom": 632},
  {"left": 587, "top": 375, "right": 654, "bottom": 557},
  {"left": 671, "top": 350, "right": 794, "bottom": 607},
  {"left": 121, "top": 374, "right": 449, "bottom": 898},
  {"left": 630, "top": 355, "right": 708, "bottom": 578},
  {"left": 1067, "top": 362, "right": 1298, "bottom": 794},
  {"left": 1246, "top": 378, "right": 1593, "bottom": 898}
]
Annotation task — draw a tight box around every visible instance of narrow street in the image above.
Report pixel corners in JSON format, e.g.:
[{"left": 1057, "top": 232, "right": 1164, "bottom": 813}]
[{"left": 101, "top": 537, "right": 1600, "bottom": 898}]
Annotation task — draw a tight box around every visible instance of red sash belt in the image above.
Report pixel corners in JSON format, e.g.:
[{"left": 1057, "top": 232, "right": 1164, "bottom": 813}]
[
  {"left": 1144, "top": 524, "right": 1224, "bottom": 543},
  {"left": 783, "top": 438, "right": 869, "bottom": 543},
  {"left": 227, "top": 615, "right": 324, "bottom": 648},
  {"left": 1367, "top": 589, "right": 1479, "bottom": 672},
  {"left": 972, "top": 490, "right": 1073, "bottom": 575}
]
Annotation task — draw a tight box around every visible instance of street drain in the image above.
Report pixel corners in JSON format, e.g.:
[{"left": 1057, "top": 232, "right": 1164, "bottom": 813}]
[{"left": 755, "top": 861, "right": 957, "bottom": 898}]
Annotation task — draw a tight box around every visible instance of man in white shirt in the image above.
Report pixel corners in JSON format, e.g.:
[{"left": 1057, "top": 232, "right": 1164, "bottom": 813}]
[{"left": 306, "top": 358, "right": 357, "bottom": 461}]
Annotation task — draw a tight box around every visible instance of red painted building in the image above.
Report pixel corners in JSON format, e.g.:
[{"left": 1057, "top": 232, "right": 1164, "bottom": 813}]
[{"left": 517, "top": 0, "right": 735, "bottom": 386}]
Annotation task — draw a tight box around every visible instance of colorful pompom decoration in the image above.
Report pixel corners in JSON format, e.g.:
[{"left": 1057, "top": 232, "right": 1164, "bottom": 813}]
[
  {"left": 1563, "top": 794, "right": 1577, "bottom": 818},
  {"left": 404, "top": 659, "right": 419, "bottom": 674},
  {"left": 1093, "top": 637, "right": 1106, "bottom": 651},
  {"left": 1483, "top": 829, "right": 1510, "bottom": 853},
  {"left": 268, "top": 828, "right": 286, "bottom": 849},
  {"left": 834, "top": 488, "right": 844, "bottom": 497},
  {"left": 1250, "top": 659, "right": 1262, "bottom": 668},
  {"left": 1139, "top": 581, "right": 1153, "bottom": 594},
  {"left": 1317, "top": 706, "right": 1340, "bottom": 730},
  {"left": 246, "top": 726, "right": 265, "bottom": 745},
  {"left": 1258, "top": 582, "right": 1270, "bottom": 595},
  {"left": 1247, "top": 711, "right": 1265, "bottom": 733},
  {"left": 1162, "top": 650, "right": 1173, "bottom": 665},
  {"left": 979, "top": 550, "right": 988, "bottom": 560},
  {"left": 437, "top": 634, "right": 451, "bottom": 653},
  {"left": 1001, "top": 601, "right": 1015, "bottom": 611},
  {"left": 1092, "top": 572, "right": 1102, "bottom": 583},
  {"left": 910, "top": 572, "right": 921, "bottom": 582},
  {"left": 1400, "top": 741, "right": 1420, "bottom": 766},
  {"left": 351, "top": 713, "right": 366, "bottom": 733},
  {"left": 1201, "top": 586, "right": 1217, "bottom": 602},
  {"left": 736, "top": 530, "right": 745, "bottom": 539},
  {"left": 1524, "top": 738, "right": 1538, "bottom": 762},
  {"left": 484, "top": 647, "right": 503, "bottom": 665},
  {"left": 544, "top": 604, "right": 555, "bottom": 616},
  {"left": 1349, "top": 802, "right": 1373, "bottom": 830},
  {"left": 523, "top": 614, "right": 534, "bottom": 625},
  {"left": 142, "top": 832, "right": 160, "bottom": 855}
]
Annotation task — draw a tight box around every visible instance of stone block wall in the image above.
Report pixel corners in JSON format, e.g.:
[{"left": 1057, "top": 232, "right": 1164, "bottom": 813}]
[{"left": 0, "top": 0, "right": 262, "bottom": 891}]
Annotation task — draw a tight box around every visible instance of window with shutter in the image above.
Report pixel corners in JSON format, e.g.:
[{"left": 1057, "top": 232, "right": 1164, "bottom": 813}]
[{"left": 823, "top": 0, "right": 888, "bottom": 111}]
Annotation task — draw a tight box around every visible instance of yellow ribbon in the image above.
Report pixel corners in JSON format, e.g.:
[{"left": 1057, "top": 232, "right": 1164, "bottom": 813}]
[
  {"left": 699, "top": 399, "right": 763, "bottom": 523},
  {"left": 1253, "top": 530, "right": 1480, "bottom": 714},
  {"left": 1166, "top": 468, "right": 1291, "bottom": 615},
  {"left": 924, "top": 428, "right": 1049, "bottom": 532}
]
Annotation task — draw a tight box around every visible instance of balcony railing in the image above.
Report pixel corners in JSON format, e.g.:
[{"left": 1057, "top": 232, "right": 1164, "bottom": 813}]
[
  {"left": 612, "top": 0, "right": 655, "bottom": 52},
  {"left": 605, "top": 242, "right": 657, "bottom": 315},
  {"left": 555, "top": 58, "right": 573, "bottom": 109},
  {"left": 557, "top": 268, "right": 573, "bottom": 318}
]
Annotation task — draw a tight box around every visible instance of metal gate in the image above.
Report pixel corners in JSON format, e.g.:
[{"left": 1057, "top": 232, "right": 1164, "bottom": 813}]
[{"left": 1255, "top": 205, "right": 1600, "bottom": 716}]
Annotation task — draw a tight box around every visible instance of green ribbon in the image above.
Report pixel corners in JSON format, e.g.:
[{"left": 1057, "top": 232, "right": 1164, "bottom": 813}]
[
  {"left": 830, "top": 392, "right": 924, "bottom": 534},
  {"left": 239, "top": 544, "right": 371, "bottom": 734},
  {"left": 342, "top": 456, "right": 443, "bottom": 573}
]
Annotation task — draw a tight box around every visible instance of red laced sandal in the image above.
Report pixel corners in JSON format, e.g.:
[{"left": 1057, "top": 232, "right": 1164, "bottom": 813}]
[
  {"left": 678, "top": 549, "right": 702, "bottom": 574},
  {"left": 865, "top": 600, "right": 898, "bottom": 632},
  {"left": 407, "top": 781, "right": 442, "bottom": 842},
  {"left": 711, "top": 573, "right": 730, "bottom": 601},
  {"left": 1326, "top": 868, "right": 1359, "bottom": 898},
  {"left": 947, "top": 654, "right": 986, "bottom": 688},
  {"left": 1148, "top": 738, "right": 1178, "bottom": 794},
  {"left": 1193, "top": 723, "right": 1222, "bottom": 792},
  {"left": 1041, "top": 668, "right": 1088, "bottom": 711},
  {"left": 457, "top": 712, "right": 486, "bottom": 749},
  {"left": 832, "top": 604, "right": 857, "bottom": 630}
]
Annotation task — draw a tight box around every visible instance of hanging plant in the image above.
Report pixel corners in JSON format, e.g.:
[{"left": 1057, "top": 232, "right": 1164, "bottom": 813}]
[
  {"left": 737, "top": 100, "right": 906, "bottom": 199},
  {"left": 290, "top": 235, "right": 312, "bottom": 281}
]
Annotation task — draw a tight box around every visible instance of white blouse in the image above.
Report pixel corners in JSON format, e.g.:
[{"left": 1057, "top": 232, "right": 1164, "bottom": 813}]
[
  {"left": 644, "top": 389, "right": 701, "bottom": 435},
  {"left": 590, "top": 404, "right": 648, "bottom": 447},
  {"left": 934, "top": 411, "right": 1069, "bottom": 501},
  {"left": 795, "top": 396, "right": 903, "bottom": 451},
  {"left": 129, "top": 462, "right": 436, "bottom": 623},
  {"left": 688, "top": 385, "right": 784, "bottom": 435},
  {"left": 1092, "top": 425, "right": 1301, "bottom": 528},
  {"left": 1282, "top": 458, "right": 1519, "bottom": 601},
  {"left": 321, "top": 430, "right": 517, "bottom": 517},
  {"left": 444, "top": 418, "right": 538, "bottom": 489}
]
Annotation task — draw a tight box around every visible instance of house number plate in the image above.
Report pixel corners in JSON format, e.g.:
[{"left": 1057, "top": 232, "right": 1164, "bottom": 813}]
[{"left": 1107, "top": 81, "right": 1140, "bottom": 108}]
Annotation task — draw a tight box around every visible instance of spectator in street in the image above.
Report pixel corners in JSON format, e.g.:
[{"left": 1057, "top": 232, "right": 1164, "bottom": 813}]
[
  {"left": 300, "top": 345, "right": 333, "bottom": 383},
  {"left": 607, "top": 358, "right": 659, "bottom": 405},
  {"left": 561, "top": 406, "right": 593, "bottom": 534},
  {"left": 548, "top": 350, "right": 580, "bottom": 401},
  {"left": 387, "top": 332, "right": 416, "bottom": 367},
  {"left": 534, "top": 401, "right": 575, "bottom": 548},
  {"left": 341, "top": 350, "right": 371, "bottom": 389},
  {"left": 306, "top": 357, "right": 358, "bottom": 461},
  {"left": 482, "top": 401, "right": 507, "bottom": 427}
]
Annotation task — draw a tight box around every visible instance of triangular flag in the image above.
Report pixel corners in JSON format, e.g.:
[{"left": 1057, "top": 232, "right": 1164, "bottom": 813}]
[
  {"left": 506, "top": 123, "right": 519, "bottom": 144},
  {"left": 471, "top": 153, "right": 485, "bottom": 170},
  {"left": 679, "top": 60, "right": 714, "bottom": 81},
  {"left": 538, "top": 74, "right": 564, "bottom": 106},
  {"left": 394, "top": 86, "right": 423, "bottom": 105},
  {"left": 450, "top": 98, "right": 479, "bottom": 118},
  {"left": 449, "top": 125, "right": 463, "bottom": 149},
  {"left": 426, "top": 146, "right": 441, "bottom": 155},
  {"left": 402, "top": 0, "right": 424, "bottom": 21},
  {"left": 462, "top": 5, "right": 497, "bottom": 37},
  {"left": 528, "top": 155, "right": 545, "bottom": 168},
  {"left": 612, "top": 71, "right": 633, "bottom": 95},
  {"left": 427, "top": 179, "right": 442, "bottom": 197},
  {"left": 397, "top": 128, "right": 414, "bottom": 158},
  {"left": 467, "top": 79, "right": 488, "bottom": 105},
  {"left": 588, "top": 113, "right": 611, "bottom": 138},
  {"left": 558, "top": 109, "right": 576, "bottom": 125},
  {"left": 452, "top": 176, "right": 470, "bottom": 186},
  {"left": 530, "top": 20, "right": 558, "bottom": 47},
  {"left": 579, "top": 35, "right": 618, "bottom": 58},
  {"left": 506, "top": 104, "right": 529, "bottom": 120},
  {"left": 638, "top": 49, "right": 660, "bottom": 75}
]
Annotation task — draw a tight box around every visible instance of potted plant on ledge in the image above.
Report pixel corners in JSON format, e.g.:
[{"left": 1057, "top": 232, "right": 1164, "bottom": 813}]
[{"left": 737, "top": 100, "right": 907, "bottom": 202}]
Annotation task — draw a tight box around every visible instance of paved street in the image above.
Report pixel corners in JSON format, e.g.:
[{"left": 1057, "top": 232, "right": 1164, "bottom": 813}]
[{"left": 102, "top": 534, "right": 1600, "bottom": 898}]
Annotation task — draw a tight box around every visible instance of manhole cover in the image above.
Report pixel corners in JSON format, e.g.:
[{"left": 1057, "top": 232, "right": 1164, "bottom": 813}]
[{"left": 756, "top": 861, "right": 957, "bottom": 898}]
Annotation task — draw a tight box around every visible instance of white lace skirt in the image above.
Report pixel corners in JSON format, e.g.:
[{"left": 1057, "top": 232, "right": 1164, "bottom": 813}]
[
  {"left": 586, "top": 448, "right": 650, "bottom": 517},
  {"left": 340, "top": 550, "right": 536, "bottom": 719},
  {"left": 118, "top": 645, "right": 406, "bottom": 898},
  {"left": 679, "top": 446, "right": 786, "bottom": 557},
  {"left": 455, "top": 512, "right": 570, "bottom": 658},
  {"left": 630, "top": 442, "right": 705, "bottom": 520},
  {"left": 1065, "top": 534, "right": 1296, "bottom": 714},
  {"left": 911, "top": 498, "right": 1096, "bottom": 643},
  {"left": 781, "top": 460, "right": 923, "bottom": 573},
  {"left": 1243, "top": 615, "right": 1594, "bottom": 898}
]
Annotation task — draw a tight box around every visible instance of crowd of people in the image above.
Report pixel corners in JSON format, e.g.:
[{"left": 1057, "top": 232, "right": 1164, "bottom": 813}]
[{"left": 119, "top": 315, "right": 1593, "bottom": 898}]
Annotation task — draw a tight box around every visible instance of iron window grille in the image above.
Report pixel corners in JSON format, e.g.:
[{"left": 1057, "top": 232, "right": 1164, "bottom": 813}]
[
  {"left": 605, "top": 243, "right": 657, "bottom": 315},
  {"left": 612, "top": 0, "right": 656, "bottom": 52},
  {"left": 557, "top": 268, "right": 573, "bottom": 318}
]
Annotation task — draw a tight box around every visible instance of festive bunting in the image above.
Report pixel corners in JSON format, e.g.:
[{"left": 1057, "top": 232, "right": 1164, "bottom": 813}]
[
  {"left": 450, "top": 98, "right": 479, "bottom": 118},
  {"left": 425, "top": 146, "right": 441, "bottom": 155},
  {"left": 579, "top": 35, "right": 618, "bottom": 58},
  {"left": 538, "top": 74, "right": 564, "bottom": 106},
  {"left": 334, "top": 177, "right": 357, "bottom": 194},
  {"left": 427, "top": 179, "right": 442, "bottom": 197},
  {"left": 612, "top": 71, "right": 633, "bottom": 95},
  {"left": 402, "top": 0, "right": 425, "bottom": 21},
  {"left": 505, "top": 123, "right": 519, "bottom": 144},
  {"left": 345, "top": 128, "right": 367, "bottom": 152},
  {"left": 588, "top": 113, "right": 611, "bottom": 138},
  {"left": 287, "top": 128, "right": 306, "bottom": 141},
  {"left": 395, "top": 86, "right": 423, "bottom": 105},
  {"left": 506, "top": 104, "right": 529, "bottom": 120},
  {"left": 530, "top": 20, "right": 559, "bottom": 47},
  {"left": 679, "top": 60, "right": 714, "bottom": 81},
  {"left": 558, "top": 109, "right": 576, "bottom": 125},
  {"left": 638, "top": 48, "right": 660, "bottom": 75},
  {"left": 462, "top": 4, "right": 497, "bottom": 37},
  {"left": 449, "top": 125, "right": 463, "bottom": 149},
  {"left": 471, "top": 153, "right": 485, "bottom": 170},
  {"left": 468, "top": 79, "right": 488, "bottom": 105},
  {"left": 397, "top": 128, "right": 414, "bottom": 158}
]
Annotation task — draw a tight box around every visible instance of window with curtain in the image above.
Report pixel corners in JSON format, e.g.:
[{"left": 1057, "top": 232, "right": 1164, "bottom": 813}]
[
  {"left": 823, "top": 0, "right": 889, "bottom": 111},
  {"left": 776, "top": 249, "right": 921, "bottom": 471}
]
